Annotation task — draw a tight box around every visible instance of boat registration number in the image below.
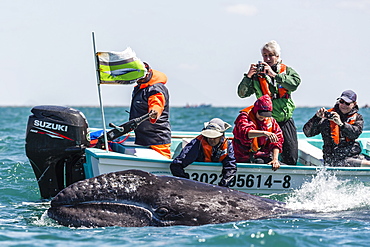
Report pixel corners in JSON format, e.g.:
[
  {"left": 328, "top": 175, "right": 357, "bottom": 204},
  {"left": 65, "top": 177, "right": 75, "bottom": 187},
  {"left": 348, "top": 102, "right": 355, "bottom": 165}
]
[{"left": 190, "top": 173, "right": 292, "bottom": 189}]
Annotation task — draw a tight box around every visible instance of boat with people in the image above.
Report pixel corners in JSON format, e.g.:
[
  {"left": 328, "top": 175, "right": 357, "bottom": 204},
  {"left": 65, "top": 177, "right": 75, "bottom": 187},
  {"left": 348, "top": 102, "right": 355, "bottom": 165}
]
[
  {"left": 25, "top": 36, "right": 370, "bottom": 199},
  {"left": 25, "top": 105, "right": 370, "bottom": 199}
]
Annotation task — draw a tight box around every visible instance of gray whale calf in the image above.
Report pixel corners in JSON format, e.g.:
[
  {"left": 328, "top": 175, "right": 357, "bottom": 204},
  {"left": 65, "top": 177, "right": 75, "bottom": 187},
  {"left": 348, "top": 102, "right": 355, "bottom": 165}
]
[{"left": 48, "top": 170, "right": 286, "bottom": 227}]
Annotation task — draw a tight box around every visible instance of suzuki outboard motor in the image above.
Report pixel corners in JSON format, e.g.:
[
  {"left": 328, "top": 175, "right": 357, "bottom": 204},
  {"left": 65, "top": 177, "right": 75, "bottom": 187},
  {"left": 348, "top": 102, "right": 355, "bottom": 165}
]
[{"left": 25, "top": 105, "right": 90, "bottom": 199}]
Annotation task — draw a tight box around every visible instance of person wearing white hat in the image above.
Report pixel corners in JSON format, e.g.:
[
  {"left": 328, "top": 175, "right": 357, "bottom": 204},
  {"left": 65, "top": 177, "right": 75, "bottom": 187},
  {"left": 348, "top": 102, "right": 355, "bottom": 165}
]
[{"left": 170, "top": 118, "right": 237, "bottom": 187}]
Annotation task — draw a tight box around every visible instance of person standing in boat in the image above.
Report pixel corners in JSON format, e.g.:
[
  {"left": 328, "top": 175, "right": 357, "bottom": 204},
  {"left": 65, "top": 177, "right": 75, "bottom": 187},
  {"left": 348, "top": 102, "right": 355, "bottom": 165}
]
[
  {"left": 303, "top": 90, "right": 370, "bottom": 167},
  {"left": 233, "top": 95, "right": 284, "bottom": 171},
  {"left": 170, "top": 118, "right": 237, "bottom": 187},
  {"left": 129, "top": 62, "right": 171, "bottom": 159},
  {"left": 237, "top": 40, "right": 301, "bottom": 166}
]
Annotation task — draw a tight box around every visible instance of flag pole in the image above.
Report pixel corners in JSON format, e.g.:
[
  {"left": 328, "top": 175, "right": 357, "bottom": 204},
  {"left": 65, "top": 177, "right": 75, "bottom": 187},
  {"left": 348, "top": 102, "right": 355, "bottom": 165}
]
[{"left": 92, "top": 32, "right": 109, "bottom": 152}]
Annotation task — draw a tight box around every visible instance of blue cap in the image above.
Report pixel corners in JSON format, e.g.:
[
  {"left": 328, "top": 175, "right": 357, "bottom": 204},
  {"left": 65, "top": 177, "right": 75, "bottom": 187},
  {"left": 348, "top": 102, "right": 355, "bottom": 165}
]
[{"left": 338, "top": 90, "right": 357, "bottom": 103}]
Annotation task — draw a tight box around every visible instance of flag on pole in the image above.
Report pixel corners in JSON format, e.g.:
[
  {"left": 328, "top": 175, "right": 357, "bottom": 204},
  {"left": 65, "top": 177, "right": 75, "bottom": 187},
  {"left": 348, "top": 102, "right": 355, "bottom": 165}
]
[{"left": 97, "top": 47, "right": 147, "bottom": 85}]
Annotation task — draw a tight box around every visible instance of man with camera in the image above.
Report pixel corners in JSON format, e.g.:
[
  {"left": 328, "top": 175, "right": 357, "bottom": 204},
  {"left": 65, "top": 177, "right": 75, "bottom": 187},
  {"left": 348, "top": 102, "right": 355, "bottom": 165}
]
[
  {"left": 237, "top": 40, "right": 301, "bottom": 166},
  {"left": 303, "top": 90, "right": 370, "bottom": 167}
]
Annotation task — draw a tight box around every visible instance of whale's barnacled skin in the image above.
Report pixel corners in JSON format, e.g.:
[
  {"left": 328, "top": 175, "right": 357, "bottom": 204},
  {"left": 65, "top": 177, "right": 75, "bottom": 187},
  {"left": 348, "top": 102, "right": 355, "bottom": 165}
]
[{"left": 47, "top": 170, "right": 286, "bottom": 227}]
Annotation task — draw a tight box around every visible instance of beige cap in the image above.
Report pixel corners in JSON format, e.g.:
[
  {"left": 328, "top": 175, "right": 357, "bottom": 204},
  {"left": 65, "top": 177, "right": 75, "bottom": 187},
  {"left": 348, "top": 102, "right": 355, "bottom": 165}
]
[{"left": 201, "top": 118, "right": 231, "bottom": 138}]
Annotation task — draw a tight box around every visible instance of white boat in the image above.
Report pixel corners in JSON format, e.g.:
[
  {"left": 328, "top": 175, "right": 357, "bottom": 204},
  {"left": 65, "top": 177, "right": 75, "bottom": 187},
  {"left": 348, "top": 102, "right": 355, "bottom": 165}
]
[
  {"left": 26, "top": 42, "right": 370, "bottom": 198},
  {"left": 83, "top": 130, "right": 370, "bottom": 195},
  {"left": 25, "top": 106, "right": 370, "bottom": 198}
]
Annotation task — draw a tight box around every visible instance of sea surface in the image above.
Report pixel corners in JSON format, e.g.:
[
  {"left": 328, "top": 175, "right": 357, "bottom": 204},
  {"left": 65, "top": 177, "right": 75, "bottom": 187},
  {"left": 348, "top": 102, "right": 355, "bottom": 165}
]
[{"left": 2, "top": 106, "right": 370, "bottom": 247}]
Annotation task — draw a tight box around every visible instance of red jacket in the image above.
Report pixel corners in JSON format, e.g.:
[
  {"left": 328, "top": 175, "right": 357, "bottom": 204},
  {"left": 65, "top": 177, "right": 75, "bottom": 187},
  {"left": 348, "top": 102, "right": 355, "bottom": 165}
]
[{"left": 232, "top": 96, "right": 284, "bottom": 163}]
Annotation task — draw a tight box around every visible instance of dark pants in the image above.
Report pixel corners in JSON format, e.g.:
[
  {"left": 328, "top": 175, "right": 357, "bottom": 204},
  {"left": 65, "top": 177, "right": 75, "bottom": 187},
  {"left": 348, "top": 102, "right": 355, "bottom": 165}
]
[{"left": 278, "top": 118, "right": 298, "bottom": 165}]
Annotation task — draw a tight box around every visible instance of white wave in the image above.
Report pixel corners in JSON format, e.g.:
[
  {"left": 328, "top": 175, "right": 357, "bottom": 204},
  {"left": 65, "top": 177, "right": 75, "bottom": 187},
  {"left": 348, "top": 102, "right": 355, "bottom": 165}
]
[{"left": 285, "top": 169, "right": 370, "bottom": 212}]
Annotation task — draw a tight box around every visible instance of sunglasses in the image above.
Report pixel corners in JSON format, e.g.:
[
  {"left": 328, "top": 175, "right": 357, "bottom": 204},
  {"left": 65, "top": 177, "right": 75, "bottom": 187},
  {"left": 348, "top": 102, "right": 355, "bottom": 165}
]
[{"left": 339, "top": 99, "right": 352, "bottom": 106}]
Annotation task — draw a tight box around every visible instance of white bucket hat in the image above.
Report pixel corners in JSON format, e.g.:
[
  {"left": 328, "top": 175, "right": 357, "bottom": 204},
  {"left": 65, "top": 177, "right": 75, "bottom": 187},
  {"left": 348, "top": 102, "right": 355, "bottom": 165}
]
[{"left": 201, "top": 118, "right": 231, "bottom": 138}]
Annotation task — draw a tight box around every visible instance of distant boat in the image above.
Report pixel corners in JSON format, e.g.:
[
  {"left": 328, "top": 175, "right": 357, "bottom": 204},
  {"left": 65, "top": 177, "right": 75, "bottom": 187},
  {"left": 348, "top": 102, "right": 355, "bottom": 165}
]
[{"left": 184, "top": 103, "right": 212, "bottom": 108}]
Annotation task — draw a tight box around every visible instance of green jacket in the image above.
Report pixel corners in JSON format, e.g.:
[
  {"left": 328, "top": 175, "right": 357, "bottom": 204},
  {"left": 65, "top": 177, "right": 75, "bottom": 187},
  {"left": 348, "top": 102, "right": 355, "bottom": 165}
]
[{"left": 237, "top": 66, "right": 301, "bottom": 122}]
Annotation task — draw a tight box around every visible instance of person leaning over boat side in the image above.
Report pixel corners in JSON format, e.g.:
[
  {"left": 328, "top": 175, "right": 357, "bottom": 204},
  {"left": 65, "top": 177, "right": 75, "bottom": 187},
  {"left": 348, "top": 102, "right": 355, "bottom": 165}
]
[
  {"left": 170, "top": 118, "right": 237, "bottom": 187},
  {"left": 237, "top": 40, "right": 301, "bottom": 166},
  {"left": 129, "top": 62, "right": 171, "bottom": 158},
  {"left": 303, "top": 90, "right": 370, "bottom": 167},
  {"left": 233, "top": 95, "right": 284, "bottom": 171}
]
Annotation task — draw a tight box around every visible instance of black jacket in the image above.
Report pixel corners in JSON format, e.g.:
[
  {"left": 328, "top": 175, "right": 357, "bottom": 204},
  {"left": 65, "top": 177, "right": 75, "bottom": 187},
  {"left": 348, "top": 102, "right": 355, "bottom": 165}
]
[
  {"left": 170, "top": 137, "right": 237, "bottom": 187},
  {"left": 129, "top": 70, "right": 171, "bottom": 146},
  {"left": 303, "top": 104, "right": 363, "bottom": 166}
]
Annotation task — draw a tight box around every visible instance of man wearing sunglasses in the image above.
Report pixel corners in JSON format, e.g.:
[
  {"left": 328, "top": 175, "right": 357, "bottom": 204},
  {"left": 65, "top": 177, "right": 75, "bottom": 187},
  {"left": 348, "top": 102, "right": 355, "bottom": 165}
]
[{"left": 303, "top": 90, "right": 370, "bottom": 167}]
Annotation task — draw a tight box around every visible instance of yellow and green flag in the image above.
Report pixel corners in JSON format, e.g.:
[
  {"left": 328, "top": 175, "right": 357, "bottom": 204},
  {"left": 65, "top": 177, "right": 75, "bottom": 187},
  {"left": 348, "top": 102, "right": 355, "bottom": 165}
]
[{"left": 97, "top": 47, "right": 146, "bottom": 84}]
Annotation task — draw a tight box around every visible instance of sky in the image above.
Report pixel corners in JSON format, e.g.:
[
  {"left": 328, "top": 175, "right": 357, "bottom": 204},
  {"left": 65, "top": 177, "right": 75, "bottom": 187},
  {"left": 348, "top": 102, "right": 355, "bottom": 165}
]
[{"left": 1, "top": 0, "right": 370, "bottom": 108}]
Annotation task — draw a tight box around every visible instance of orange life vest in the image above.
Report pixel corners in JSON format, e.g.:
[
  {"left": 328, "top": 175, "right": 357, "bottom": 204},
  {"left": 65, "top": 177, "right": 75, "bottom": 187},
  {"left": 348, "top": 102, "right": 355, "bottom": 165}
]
[
  {"left": 258, "top": 63, "right": 289, "bottom": 99},
  {"left": 196, "top": 135, "right": 228, "bottom": 162},
  {"left": 327, "top": 108, "right": 357, "bottom": 144},
  {"left": 240, "top": 106, "right": 273, "bottom": 152}
]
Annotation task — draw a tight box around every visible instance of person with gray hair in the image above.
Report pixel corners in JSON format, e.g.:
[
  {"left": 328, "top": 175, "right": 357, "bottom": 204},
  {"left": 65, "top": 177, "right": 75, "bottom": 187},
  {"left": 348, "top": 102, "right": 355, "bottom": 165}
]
[
  {"left": 237, "top": 40, "right": 301, "bottom": 165},
  {"left": 263, "top": 40, "right": 281, "bottom": 54},
  {"left": 170, "top": 118, "right": 237, "bottom": 187}
]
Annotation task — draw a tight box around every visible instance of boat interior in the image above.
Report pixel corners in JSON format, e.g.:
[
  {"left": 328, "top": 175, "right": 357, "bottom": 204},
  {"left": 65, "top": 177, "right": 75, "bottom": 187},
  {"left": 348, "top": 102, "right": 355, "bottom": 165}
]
[{"left": 102, "top": 131, "right": 370, "bottom": 167}]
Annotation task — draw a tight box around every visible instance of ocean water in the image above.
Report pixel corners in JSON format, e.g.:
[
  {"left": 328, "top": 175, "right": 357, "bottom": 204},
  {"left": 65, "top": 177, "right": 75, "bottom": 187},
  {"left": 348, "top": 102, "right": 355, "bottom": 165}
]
[{"left": 2, "top": 106, "right": 370, "bottom": 247}]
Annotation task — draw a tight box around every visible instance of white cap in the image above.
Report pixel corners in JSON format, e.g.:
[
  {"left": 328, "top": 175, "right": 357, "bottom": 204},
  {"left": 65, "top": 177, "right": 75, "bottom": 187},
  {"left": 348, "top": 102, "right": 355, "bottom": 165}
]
[{"left": 201, "top": 118, "right": 231, "bottom": 138}]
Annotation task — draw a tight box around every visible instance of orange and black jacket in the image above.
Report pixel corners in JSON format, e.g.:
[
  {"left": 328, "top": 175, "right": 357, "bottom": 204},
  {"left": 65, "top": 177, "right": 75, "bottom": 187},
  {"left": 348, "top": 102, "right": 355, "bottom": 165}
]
[
  {"left": 170, "top": 136, "right": 237, "bottom": 187},
  {"left": 303, "top": 103, "right": 363, "bottom": 165},
  {"left": 129, "top": 69, "right": 171, "bottom": 146}
]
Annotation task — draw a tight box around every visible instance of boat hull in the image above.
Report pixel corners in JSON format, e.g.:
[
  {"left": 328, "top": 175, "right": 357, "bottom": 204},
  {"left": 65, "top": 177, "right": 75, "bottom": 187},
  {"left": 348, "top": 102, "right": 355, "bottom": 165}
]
[{"left": 84, "top": 131, "right": 370, "bottom": 194}]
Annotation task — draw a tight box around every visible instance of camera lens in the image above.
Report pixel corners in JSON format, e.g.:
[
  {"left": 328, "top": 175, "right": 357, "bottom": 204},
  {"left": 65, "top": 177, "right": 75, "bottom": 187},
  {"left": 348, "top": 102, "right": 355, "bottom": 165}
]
[
  {"left": 256, "top": 62, "right": 264, "bottom": 73},
  {"left": 324, "top": 111, "right": 333, "bottom": 119}
]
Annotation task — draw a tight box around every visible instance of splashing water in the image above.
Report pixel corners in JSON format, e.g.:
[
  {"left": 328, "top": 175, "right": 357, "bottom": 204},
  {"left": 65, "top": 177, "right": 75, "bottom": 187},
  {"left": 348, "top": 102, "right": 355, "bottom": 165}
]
[{"left": 285, "top": 169, "right": 370, "bottom": 213}]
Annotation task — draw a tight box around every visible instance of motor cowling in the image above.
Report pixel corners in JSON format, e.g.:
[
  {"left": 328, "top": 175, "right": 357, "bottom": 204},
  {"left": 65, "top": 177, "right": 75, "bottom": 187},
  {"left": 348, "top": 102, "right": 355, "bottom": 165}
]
[{"left": 25, "top": 105, "right": 90, "bottom": 199}]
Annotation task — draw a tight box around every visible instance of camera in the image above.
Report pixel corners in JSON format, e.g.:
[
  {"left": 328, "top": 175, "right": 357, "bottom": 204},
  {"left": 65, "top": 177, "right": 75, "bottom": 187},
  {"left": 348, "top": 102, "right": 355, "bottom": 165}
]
[
  {"left": 324, "top": 111, "right": 334, "bottom": 119},
  {"left": 256, "top": 61, "right": 265, "bottom": 74}
]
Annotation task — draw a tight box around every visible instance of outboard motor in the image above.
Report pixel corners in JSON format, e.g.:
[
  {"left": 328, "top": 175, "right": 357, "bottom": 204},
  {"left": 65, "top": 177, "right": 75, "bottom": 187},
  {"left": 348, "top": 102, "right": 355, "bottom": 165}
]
[{"left": 25, "top": 105, "right": 90, "bottom": 199}]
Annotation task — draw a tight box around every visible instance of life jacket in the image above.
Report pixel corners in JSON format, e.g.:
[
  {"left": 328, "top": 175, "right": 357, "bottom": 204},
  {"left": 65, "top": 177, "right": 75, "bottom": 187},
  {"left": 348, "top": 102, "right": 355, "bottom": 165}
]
[
  {"left": 196, "top": 135, "right": 228, "bottom": 162},
  {"left": 240, "top": 106, "right": 273, "bottom": 152},
  {"left": 129, "top": 70, "right": 170, "bottom": 146},
  {"left": 327, "top": 108, "right": 357, "bottom": 144},
  {"left": 258, "top": 63, "right": 289, "bottom": 99}
]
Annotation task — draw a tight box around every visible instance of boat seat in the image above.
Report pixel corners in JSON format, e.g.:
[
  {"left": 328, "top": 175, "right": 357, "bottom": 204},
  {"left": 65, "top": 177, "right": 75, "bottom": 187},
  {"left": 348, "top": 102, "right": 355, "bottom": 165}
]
[
  {"left": 365, "top": 141, "right": 370, "bottom": 157},
  {"left": 124, "top": 146, "right": 168, "bottom": 159},
  {"left": 111, "top": 142, "right": 168, "bottom": 159},
  {"left": 298, "top": 139, "right": 323, "bottom": 166},
  {"left": 172, "top": 138, "right": 193, "bottom": 159},
  {"left": 358, "top": 139, "right": 370, "bottom": 157}
]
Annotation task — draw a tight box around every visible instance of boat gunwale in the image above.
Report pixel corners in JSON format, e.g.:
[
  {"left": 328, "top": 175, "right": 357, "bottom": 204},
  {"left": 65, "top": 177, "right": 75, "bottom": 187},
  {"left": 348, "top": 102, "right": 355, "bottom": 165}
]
[{"left": 85, "top": 148, "right": 370, "bottom": 172}]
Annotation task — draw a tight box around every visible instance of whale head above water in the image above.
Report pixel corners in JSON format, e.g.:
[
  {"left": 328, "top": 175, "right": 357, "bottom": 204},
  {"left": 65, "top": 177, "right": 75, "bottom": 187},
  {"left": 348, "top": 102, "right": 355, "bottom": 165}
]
[{"left": 47, "top": 170, "right": 286, "bottom": 227}]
